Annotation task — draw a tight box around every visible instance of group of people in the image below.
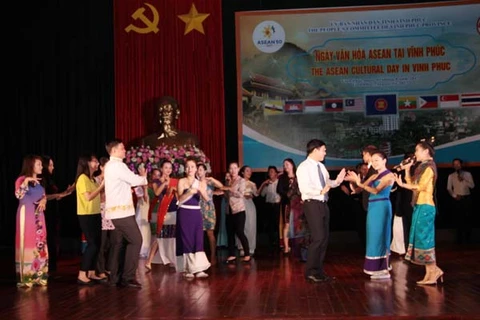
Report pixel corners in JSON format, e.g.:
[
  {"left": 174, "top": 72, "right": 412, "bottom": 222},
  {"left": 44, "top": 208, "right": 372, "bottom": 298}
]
[{"left": 14, "top": 137, "right": 473, "bottom": 288}]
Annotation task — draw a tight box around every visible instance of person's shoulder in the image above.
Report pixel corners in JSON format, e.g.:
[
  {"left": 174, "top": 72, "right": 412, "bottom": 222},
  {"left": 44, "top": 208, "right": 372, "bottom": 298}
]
[{"left": 297, "top": 159, "right": 309, "bottom": 168}]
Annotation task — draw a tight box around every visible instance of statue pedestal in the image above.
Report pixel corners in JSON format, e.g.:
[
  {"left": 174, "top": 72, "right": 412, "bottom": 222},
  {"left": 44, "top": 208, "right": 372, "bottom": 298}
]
[{"left": 125, "top": 144, "right": 210, "bottom": 178}]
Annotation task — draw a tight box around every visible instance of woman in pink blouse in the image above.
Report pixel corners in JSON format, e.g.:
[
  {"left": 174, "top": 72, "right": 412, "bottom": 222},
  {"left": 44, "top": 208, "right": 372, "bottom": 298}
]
[{"left": 224, "top": 162, "right": 251, "bottom": 263}]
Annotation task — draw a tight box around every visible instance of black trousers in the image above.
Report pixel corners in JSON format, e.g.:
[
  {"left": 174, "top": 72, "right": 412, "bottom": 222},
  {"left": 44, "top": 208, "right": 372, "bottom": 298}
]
[
  {"left": 303, "top": 200, "right": 329, "bottom": 278},
  {"left": 109, "top": 216, "right": 142, "bottom": 283},
  {"left": 78, "top": 214, "right": 102, "bottom": 272},
  {"left": 96, "top": 230, "right": 112, "bottom": 274},
  {"left": 454, "top": 195, "right": 473, "bottom": 244},
  {"left": 265, "top": 202, "right": 281, "bottom": 248},
  {"left": 226, "top": 211, "right": 250, "bottom": 257}
]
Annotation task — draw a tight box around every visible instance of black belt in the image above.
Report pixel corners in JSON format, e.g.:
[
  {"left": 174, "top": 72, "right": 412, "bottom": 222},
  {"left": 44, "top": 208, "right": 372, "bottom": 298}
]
[{"left": 304, "top": 199, "right": 327, "bottom": 203}]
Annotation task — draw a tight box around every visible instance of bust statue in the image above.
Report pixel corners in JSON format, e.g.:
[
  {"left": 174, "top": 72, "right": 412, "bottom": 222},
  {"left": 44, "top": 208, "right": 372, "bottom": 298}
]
[{"left": 132, "top": 96, "right": 200, "bottom": 147}]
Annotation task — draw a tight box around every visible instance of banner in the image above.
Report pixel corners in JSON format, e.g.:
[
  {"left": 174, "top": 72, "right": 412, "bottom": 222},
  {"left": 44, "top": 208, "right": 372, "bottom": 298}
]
[{"left": 236, "top": 0, "right": 480, "bottom": 169}]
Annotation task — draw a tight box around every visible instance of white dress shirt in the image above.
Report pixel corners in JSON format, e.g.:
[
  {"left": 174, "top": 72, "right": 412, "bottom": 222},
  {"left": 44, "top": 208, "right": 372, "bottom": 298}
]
[
  {"left": 260, "top": 179, "right": 281, "bottom": 203},
  {"left": 447, "top": 170, "right": 475, "bottom": 197},
  {"left": 104, "top": 156, "right": 148, "bottom": 220},
  {"left": 296, "top": 157, "right": 339, "bottom": 201}
]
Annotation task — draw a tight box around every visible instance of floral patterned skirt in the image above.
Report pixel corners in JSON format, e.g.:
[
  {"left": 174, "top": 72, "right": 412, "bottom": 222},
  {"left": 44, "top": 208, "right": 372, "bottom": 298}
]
[{"left": 15, "top": 205, "right": 49, "bottom": 287}]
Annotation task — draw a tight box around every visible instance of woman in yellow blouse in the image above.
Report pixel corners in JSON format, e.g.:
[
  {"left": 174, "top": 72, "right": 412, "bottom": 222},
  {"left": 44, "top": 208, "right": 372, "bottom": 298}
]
[
  {"left": 394, "top": 141, "right": 443, "bottom": 285},
  {"left": 75, "top": 154, "right": 104, "bottom": 285}
]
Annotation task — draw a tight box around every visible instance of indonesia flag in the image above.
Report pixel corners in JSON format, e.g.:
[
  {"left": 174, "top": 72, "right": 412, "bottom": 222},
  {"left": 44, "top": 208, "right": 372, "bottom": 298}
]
[
  {"left": 303, "top": 100, "right": 324, "bottom": 113},
  {"left": 439, "top": 94, "right": 460, "bottom": 108},
  {"left": 461, "top": 93, "right": 480, "bottom": 107}
]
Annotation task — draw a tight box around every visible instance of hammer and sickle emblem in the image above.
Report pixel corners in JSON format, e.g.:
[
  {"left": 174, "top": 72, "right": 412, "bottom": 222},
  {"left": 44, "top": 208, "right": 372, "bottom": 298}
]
[{"left": 125, "top": 3, "right": 159, "bottom": 34}]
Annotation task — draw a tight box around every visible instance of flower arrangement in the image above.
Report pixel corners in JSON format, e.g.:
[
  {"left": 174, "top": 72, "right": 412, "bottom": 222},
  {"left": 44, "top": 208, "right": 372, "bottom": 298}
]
[{"left": 125, "top": 144, "right": 211, "bottom": 178}]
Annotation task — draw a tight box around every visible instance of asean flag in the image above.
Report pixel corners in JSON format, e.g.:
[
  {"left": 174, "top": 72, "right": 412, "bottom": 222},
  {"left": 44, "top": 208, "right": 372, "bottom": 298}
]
[{"left": 365, "top": 94, "right": 397, "bottom": 116}]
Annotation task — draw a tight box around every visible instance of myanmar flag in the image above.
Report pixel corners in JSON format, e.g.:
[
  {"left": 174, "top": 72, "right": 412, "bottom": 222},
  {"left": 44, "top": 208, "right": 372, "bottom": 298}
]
[{"left": 398, "top": 96, "right": 417, "bottom": 110}]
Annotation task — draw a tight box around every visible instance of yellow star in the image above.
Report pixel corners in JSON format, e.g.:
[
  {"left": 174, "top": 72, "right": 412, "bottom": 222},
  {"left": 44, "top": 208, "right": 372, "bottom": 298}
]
[{"left": 177, "top": 3, "right": 210, "bottom": 35}]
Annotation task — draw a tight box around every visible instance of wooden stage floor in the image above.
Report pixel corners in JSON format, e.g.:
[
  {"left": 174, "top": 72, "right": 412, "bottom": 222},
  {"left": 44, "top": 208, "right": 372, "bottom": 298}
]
[{"left": 0, "top": 244, "right": 479, "bottom": 320}]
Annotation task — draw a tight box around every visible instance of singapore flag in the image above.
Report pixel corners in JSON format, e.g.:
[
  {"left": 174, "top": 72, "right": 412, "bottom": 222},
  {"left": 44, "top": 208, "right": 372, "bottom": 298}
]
[{"left": 439, "top": 94, "right": 460, "bottom": 108}]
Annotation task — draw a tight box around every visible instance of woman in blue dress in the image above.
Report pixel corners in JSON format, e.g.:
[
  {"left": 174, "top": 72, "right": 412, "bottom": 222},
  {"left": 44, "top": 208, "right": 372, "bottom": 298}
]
[{"left": 346, "top": 151, "right": 394, "bottom": 279}]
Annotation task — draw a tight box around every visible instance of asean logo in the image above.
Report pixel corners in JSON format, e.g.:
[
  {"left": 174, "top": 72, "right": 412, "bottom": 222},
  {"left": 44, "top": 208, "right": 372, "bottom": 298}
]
[{"left": 374, "top": 98, "right": 388, "bottom": 112}]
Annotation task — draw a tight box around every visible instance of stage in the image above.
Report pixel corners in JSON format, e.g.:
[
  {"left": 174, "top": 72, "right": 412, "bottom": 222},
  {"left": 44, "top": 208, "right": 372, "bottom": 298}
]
[{"left": 0, "top": 244, "right": 479, "bottom": 319}]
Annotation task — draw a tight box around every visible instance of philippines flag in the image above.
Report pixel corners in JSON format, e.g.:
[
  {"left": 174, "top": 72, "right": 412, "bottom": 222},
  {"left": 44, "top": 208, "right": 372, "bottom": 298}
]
[
  {"left": 325, "top": 99, "right": 343, "bottom": 112},
  {"left": 303, "top": 100, "right": 323, "bottom": 113},
  {"left": 365, "top": 94, "right": 397, "bottom": 116},
  {"left": 418, "top": 96, "right": 438, "bottom": 109},
  {"left": 439, "top": 94, "right": 460, "bottom": 108},
  {"left": 344, "top": 97, "right": 364, "bottom": 112},
  {"left": 284, "top": 100, "right": 304, "bottom": 113},
  {"left": 461, "top": 93, "right": 480, "bottom": 107}
]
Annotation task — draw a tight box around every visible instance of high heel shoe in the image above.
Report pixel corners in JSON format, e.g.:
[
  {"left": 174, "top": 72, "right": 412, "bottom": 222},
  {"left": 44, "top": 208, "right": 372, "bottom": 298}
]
[
  {"left": 433, "top": 267, "right": 444, "bottom": 284},
  {"left": 145, "top": 263, "right": 152, "bottom": 273},
  {"left": 242, "top": 256, "right": 251, "bottom": 263},
  {"left": 225, "top": 257, "right": 237, "bottom": 264},
  {"left": 417, "top": 268, "right": 444, "bottom": 285}
]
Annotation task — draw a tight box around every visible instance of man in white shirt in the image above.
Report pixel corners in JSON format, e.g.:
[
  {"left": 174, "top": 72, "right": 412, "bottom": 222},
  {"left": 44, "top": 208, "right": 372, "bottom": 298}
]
[
  {"left": 296, "top": 139, "right": 346, "bottom": 283},
  {"left": 447, "top": 158, "right": 475, "bottom": 244},
  {"left": 104, "top": 139, "right": 148, "bottom": 288}
]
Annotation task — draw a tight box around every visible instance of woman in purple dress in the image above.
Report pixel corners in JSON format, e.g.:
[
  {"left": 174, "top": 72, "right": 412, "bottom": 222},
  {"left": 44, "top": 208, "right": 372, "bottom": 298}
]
[
  {"left": 176, "top": 158, "right": 211, "bottom": 279},
  {"left": 15, "top": 155, "right": 48, "bottom": 287}
]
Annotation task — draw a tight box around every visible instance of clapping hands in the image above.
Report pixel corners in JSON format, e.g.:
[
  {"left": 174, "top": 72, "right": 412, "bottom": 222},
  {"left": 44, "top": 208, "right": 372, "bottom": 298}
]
[{"left": 345, "top": 171, "right": 360, "bottom": 185}]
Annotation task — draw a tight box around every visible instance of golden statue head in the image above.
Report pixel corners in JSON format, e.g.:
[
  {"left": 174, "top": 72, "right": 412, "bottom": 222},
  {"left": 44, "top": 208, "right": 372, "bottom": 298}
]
[{"left": 157, "top": 96, "right": 180, "bottom": 136}]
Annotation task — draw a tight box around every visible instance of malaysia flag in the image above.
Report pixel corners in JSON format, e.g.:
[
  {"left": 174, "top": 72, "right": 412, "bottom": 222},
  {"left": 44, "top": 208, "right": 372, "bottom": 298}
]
[
  {"left": 461, "top": 93, "right": 480, "bottom": 107},
  {"left": 418, "top": 96, "right": 438, "bottom": 109},
  {"left": 344, "top": 98, "right": 363, "bottom": 112},
  {"left": 439, "top": 94, "right": 460, "bottom": 108}
]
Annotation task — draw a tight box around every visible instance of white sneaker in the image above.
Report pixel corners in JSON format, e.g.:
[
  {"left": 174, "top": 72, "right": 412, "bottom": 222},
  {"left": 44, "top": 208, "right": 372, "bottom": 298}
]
[
  {"left": 370, "top": 273, "right": 391, "bottom": 280},
  {"left": 195, "top": 272, "right": 208, "bottom": 278},
  {"left": 184, "top": 273, "right": 194, "bottom": 279}
]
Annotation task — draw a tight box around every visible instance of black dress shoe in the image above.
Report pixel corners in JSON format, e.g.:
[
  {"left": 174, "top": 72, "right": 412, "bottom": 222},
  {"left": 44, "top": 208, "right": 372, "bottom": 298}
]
[
  {"left": 305, "top": 275, "right": 335, "bottom": 283},
  {"left": 119, "top": 279, "right": 142, "bottom": 288}
]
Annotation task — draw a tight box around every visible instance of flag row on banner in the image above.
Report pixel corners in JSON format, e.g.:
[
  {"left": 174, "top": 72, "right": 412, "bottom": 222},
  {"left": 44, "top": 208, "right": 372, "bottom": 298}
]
[{"left": 261, "top": 92, "right": 480, "bottom": 116}]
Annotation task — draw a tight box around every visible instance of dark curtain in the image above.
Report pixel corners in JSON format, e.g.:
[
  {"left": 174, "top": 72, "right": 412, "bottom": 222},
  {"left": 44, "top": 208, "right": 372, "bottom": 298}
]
[
  {"left": 113, "top": 0, "right": 226, "bottom": 177},
  {"left": 1, "top": 0, "right": 115, "bottom": 248}
]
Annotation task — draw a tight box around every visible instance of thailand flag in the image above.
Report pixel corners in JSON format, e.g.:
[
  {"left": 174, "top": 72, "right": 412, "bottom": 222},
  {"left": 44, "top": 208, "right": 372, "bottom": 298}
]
[
  {"left": 439, "top": 94, "right": 460, "bottom": 108},
  {"left": 461, "top": 93, "right": 480, "bottom": 107}
]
